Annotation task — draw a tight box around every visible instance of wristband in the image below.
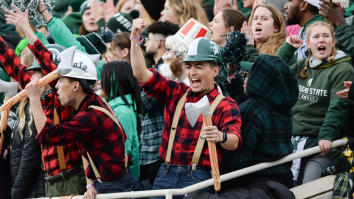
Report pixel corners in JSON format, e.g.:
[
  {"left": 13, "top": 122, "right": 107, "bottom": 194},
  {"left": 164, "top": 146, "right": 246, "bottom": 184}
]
[
  {"left": 86, "top": 184, "right": 95, "bottom": 189},
  {"left": 92, "top": 85, "right": 100, "bottom": 92},
  {"left": 39, "top": 8, "right": 47, "bottom": 14},
  {"left": 130, "top": 36, "right": 144, "bottom": 47},
  {"left": 219, "top": 132, "right": 227, "bottom": 143}
]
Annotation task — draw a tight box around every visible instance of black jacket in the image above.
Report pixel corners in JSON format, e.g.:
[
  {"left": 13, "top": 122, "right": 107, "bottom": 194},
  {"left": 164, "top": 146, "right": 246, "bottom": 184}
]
[
  {"left": 0, "top": 125, "right": 12, "bottom": 199},
  {"left": 11, "top": 104, "right": 45, "bottom": 199}
]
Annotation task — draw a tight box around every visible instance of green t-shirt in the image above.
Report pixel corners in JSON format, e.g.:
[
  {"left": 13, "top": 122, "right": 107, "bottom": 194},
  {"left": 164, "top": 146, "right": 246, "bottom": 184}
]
[{"left": 292, "top": 55, "right": 354, "bottom": 141}]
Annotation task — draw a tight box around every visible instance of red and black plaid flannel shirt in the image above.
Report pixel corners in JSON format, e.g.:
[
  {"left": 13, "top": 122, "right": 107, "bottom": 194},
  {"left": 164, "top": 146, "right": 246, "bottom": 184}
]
[
  {"left": 0, "top": 37, "right": 82, "bottom": 176},
  {"left": 36, "top": 92, "right": 132, "bottom": 180},
  {"left": 141, "top": 69, "right": 242, "bottom": 168}
]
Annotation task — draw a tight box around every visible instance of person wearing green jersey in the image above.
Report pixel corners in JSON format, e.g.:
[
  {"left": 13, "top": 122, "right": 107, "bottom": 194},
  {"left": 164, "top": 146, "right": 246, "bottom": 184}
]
[{"left": 280, "top": 21, "right": 354, "bottom": 185}]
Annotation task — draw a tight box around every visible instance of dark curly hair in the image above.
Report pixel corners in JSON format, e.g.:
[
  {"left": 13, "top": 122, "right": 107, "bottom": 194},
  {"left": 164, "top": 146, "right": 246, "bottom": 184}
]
[{"left": 146, "top": 21, "right": 180, "bottom": 37}]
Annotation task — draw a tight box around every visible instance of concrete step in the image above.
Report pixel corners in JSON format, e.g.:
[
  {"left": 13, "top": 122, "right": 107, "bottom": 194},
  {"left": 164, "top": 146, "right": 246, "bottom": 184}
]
[{"left": 290, "top": 175, "right": 336, "bottom": 199}]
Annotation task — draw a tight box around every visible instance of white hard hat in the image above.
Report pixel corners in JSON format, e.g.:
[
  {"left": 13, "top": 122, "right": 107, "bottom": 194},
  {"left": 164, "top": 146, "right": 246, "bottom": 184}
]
[{"left": 61, "top": 52, "right": 98, "bottom": 81}]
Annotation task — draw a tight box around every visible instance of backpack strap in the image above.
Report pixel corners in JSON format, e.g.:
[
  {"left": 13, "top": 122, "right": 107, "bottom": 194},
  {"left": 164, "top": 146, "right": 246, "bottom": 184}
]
[
  {"left": 191, "top": 94, "right": 224, "bottom": 170},
  {"left": 165, "top": 90, "right": 188, "bottom": 164},
  {"left": 88, "top": 105, "right": 128, "bottom": 182}
]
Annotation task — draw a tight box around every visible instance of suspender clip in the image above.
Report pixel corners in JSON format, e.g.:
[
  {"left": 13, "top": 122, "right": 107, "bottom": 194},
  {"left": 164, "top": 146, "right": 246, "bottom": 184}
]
[{"left": 192, "top": 164, "right": 197, "bottom": 171}]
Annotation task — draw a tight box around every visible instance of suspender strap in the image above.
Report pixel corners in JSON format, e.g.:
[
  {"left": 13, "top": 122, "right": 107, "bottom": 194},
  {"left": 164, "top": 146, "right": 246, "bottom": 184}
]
[
  {"left": 88, "top": 105, "right": 128, "bottom": 181},
  {"left": 165, "top": 90, "right": 188, "bottom": 164},
  {"left": 41, "top": 145, "right": 46, "bottom": 171},
  {"left": 191, "top": 94, "right": 224, "bottom": 170},
  {"left": 54, "top": 108, "right": 67, "bottom": 170}
]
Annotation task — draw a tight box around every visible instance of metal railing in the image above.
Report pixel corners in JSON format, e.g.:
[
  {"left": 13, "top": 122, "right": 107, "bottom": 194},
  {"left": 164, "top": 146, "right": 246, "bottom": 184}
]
[{"left": 28, "top": 139, "right": 348, "bottom": 199}]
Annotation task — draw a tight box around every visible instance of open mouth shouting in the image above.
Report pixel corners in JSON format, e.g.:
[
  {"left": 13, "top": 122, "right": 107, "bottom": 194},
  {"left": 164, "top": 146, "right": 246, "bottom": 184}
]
[{"left": 191, "top": 78, "right": 202, "bottom": 88}]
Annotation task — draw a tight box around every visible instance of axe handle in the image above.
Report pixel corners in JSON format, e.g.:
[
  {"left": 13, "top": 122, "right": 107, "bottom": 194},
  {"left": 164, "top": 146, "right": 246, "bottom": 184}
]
[
  {"left": 0, "top": 97, "right": 10, "bottom": 152},
  {"left": 0, "top": 71, "right": 59, "bottom": 112},
  {"left": 203, "top": 116, "right": 221, "bottom": 192}
]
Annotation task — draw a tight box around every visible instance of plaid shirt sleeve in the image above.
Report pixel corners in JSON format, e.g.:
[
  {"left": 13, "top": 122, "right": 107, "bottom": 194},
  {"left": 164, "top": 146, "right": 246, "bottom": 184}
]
[
  {"left": 217, "top": 98, "right": 242, "bottom": 149},
  {"left": 0, "top": 36, "right": 32, "bottom": 89},
  {"left": 36, "top": 108, "right": 110, "bottom": 145},
  {"left": 27, "top": 39, "right": 58, "bottom": 88},
  {"left": 141, "top": 69, "right": 189, "bottom": 105}
]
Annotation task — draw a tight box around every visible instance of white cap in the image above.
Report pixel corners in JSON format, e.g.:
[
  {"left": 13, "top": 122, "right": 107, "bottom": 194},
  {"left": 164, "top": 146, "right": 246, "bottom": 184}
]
[
  {"left": 174, "top": 18, "right": 211, "bottom": 48},
  {"left": 305, "top": 0, "right": 320, "bottom": 7},
  {"left": 62, "top": 53, "right": 98, "bottom": 81}
]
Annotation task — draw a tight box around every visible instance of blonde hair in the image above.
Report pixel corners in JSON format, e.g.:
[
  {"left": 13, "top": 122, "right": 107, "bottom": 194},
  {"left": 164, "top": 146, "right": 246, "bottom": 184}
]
[
  {"left": 249, "top": 4, "right": 286, "bottom": 56},
  {"left": 167, "top": 0, "right": 209, "bottom": 27},
  {"left": 300, "top": 21, "right": 336, "bottom": 79},
  {"left": 16, "top": 97, "right": 34, "bottom": 140},
  {"left": 20, "top": 52, "right": 34, "bottom": 68},
  {"left": 143, "top": 10, "right": 156, "bottom": 26},
  {"left": 116, "top": 0, "right": 127, "bottom": 13}
]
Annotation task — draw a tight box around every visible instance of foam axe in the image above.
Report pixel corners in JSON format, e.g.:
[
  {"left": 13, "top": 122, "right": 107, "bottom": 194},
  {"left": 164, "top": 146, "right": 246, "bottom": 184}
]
[
  {"left": 185, "top": 96, "right": 221, "bottom": 191},
  {"left": 0, "top": 46, "right": 76, "bottom": 112},
  {"left": 0, "top": 80, "right": 19, "bottom": 152}
]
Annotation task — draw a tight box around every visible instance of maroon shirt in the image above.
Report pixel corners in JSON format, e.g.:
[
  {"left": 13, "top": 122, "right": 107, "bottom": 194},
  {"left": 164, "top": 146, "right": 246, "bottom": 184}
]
[{"left": 141, "top": 69, "right": 242, "bottom": 168}]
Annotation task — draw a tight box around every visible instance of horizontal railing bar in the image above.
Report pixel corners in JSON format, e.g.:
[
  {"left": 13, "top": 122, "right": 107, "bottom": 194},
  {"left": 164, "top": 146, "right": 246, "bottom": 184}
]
[{"left": 27, "top": 139, "right": 347, "bottom": 199}]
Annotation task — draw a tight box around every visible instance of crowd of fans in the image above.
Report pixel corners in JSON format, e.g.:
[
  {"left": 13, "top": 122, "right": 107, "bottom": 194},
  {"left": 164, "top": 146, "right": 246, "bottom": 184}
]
[{"left": 0, "top": 0, "right": 354, "bottom": 199}]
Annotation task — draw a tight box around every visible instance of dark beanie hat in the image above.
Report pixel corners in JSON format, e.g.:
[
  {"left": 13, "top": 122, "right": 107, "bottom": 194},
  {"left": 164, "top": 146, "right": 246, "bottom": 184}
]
[
  {"left": 80, "top": 0, "right": 102, "bottom": 15},
  {"left": 106, "top": 10, "right": 139, "bottom": 33},
  {"left": 76, "top": 30, "right": 114, "bottom": 55},
  {"left": 70, "top": 0, "right": 86, "bottom": 12},
  {"left": 141, "top": 0, "right": 165, "bottom": 21},
  {"left": 61, "top": 12, "right": 83, "bottom": 35}
]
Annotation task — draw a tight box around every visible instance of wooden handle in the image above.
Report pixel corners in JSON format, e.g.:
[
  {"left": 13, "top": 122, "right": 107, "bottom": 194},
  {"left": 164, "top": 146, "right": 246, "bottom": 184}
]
[
  {"left": 0, "top": 71, "right": 59, "bottom": 112},
  {"left": 38, "top": 71, "right": 59, "bottom": 87},
  {"left": 203, "top": 116, "right": 221, "bottom": 192},
  {"left": 0, "top": 97, "right": 11, "bottom": 151}
]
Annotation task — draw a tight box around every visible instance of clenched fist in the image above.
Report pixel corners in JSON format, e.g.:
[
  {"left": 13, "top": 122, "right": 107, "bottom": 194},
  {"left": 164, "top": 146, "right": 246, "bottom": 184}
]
[
  {"left": 286, "top": 35, "right": 303, "bottom": 49},
  {"left": 131, "top": 19, "right": 147, "bottom": 39}
]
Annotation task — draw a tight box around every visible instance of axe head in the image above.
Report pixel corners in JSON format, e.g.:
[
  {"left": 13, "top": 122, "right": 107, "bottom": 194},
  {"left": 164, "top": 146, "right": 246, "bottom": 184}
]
[
  {"left": 56, "top": 46, "right": 76, "bottom": 76},
  {"left": 76, "top": 50, "right": 100, "bottom": 67},
  {"left": 185, "top": 95, "right": 210, "bottom": 127},
  {"left": 0, "top": 79, "right": 18, "bottom": 98}
]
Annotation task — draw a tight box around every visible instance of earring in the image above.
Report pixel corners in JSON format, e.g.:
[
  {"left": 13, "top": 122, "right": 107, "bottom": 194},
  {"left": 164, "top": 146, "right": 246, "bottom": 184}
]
[{"left": 301, "top": 8, "right": 303, "bottom": 11}]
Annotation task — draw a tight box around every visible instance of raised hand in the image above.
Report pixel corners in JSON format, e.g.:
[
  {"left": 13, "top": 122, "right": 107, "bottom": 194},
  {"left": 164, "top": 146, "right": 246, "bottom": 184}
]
[
  {"left": 131, "top": 19, "right": 147, "bottom": 39},
  {"left": 103, "top": 0, "right": 117, "bottom": 22},
  {"left": 252, "top": 0, "right": 265, "bottom": 11},
  {"left": 37, "top": 0, "right": 46, "bottom": 13},
  {"left": 336, "top": 81, "right": 352, "bottom": 99},
  {"left": 318, "top": 0, "right": 346, "bottom": 28},
  {"left": 241, "top": 21, "right": 254, "bottom": 46},
  {"left": 90, "top": 0, "right": 105, "bottom": 22},
  {"left": 5, "top": 5, "right": 31, "bottom": 35},
  {"left": 286, "top": 35, "right": 303, "bottom": 49},
  {"left": 213, "top": 0, "right": 238, "bottom": 15}
]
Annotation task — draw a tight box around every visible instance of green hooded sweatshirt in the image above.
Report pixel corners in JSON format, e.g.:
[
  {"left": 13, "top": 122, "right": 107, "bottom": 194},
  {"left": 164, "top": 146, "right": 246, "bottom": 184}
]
[
  {"left": 221, "top": 54, "right": 298, "bottom": 188},
  {"left": 290, "top": 51, "right": 354, "bottom": 141},
  {"left": 108, "top": 94, "right": 140, "bottom": 180},
  {"left": 47, "top": 17, "right": 105, "bottom": 80}
]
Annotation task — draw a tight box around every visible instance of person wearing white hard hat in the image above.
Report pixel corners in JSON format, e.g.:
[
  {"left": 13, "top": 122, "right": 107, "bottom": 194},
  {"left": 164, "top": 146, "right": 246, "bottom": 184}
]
[
  {"left": 278, "top": 0, "right": 324, "bottom": 65},
  {"left": 25, "top": 49, "right": 140, "bottom": 199},
  {"left": 130, "top": 18, "right": 241, "bottom": 198}
]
